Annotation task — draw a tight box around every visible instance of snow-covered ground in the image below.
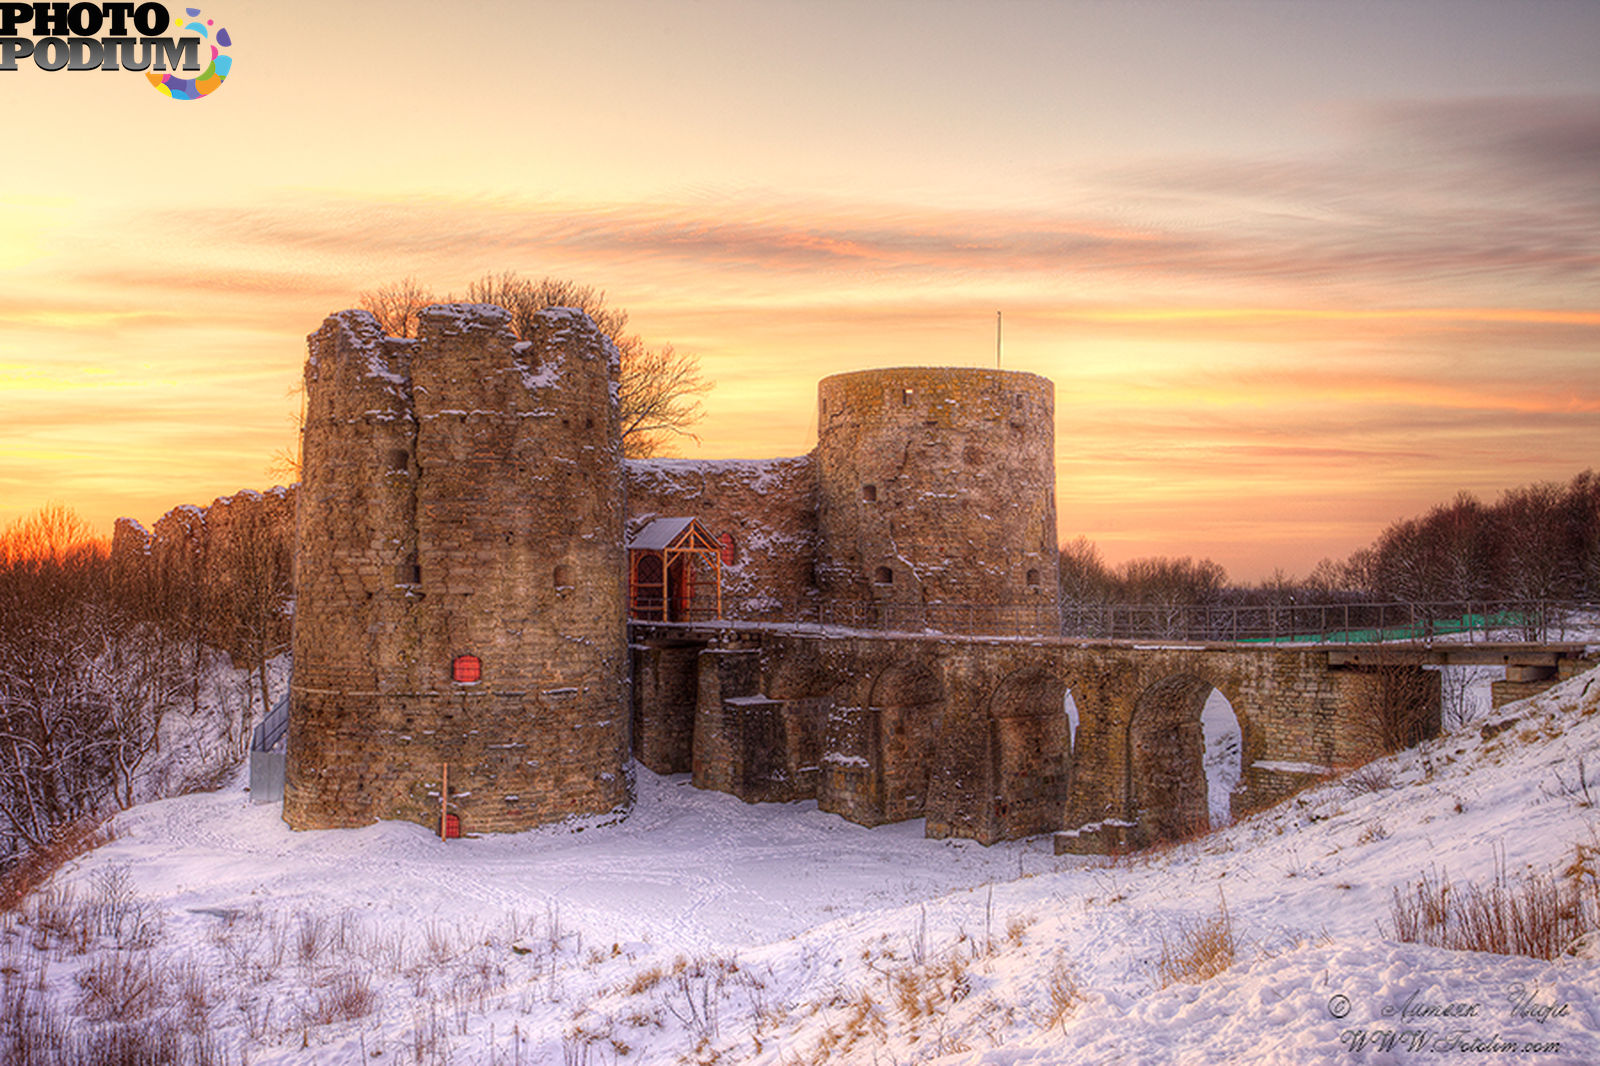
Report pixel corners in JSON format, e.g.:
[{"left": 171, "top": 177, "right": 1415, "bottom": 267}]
[{"left": 4, "top": 664, "right": 1598, "bottom": 1065}]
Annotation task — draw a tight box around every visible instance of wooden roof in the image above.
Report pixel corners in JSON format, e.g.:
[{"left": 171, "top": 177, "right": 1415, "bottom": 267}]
[{"left": 628, "top": 517, "right": 721, "bottom": 553}]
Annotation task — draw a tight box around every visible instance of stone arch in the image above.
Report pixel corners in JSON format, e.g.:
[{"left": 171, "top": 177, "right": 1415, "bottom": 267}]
[
  {"left": 867, "top": 661, "right": 946, "bottom": 823},
  {"left": 985, "top": 667, "right": 1074, "bottom": 841},
  {"left": 1125, "top": 672, "right": 1245, "bottom": 845},
  {"left": 1201, "top": 688, "right": 1243, "bottom": 827}
]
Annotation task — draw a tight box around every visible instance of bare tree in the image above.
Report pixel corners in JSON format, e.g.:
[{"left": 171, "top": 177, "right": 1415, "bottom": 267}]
[
  {"left": 210, "top": 503, "right": 292, "bottom": 726},
  {"left": 1350, "top": 656, "right": 1440, "bottom": 758},
  {"left": 0, "top": 509, "right": 115, "bottom": 852},
  {"left": 1565, "top": 469, "right": 1600, "bottom": 600},
  {"left": 358, "top": 276, "right": 436, "bottom": 340},
  {"left": 85, "top": 622, "right": 191, "bottom": 810},
  {"left": 357, "top": 271, "right": 713, "bottom": 457},
  {"left": 1058, "top": 535, "right": 1112, "bottom": 607},
  {"left": 464, "top": 271, "right": 629, "bottom": 340},
  {"left": 618, "top": 340, "right": 710, "bottom": 456}
]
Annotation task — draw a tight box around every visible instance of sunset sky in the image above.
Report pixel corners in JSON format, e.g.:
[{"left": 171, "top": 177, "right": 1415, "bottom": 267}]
[{"left": 3, "top": 0, "right": 1596, "bottom": 581}]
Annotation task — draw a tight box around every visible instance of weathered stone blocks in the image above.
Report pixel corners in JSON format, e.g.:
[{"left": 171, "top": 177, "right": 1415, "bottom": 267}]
[{"left": 285, "top": 305, "right": 628, "bottom": 833}]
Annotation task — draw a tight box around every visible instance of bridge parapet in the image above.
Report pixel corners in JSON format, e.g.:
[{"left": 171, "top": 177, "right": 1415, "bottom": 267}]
[{"left": 626, "top": 620, "right": 1583, "bottom": 851}]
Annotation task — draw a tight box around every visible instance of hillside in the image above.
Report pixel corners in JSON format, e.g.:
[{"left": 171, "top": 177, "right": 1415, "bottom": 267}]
[{"left": 3, "top": 664, "right": 1597, "bottom": 1065}]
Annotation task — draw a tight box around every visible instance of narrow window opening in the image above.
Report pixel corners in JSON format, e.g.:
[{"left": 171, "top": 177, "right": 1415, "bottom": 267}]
[
  {"left": 901, "top": 388, "right": 913, "bottom": 406},
  {"left": 396, "top": 552, "right": 421, "bottom": 585},
  {"left": 873, "top": 566, "right": 894, "bottom": 585},
  {"left": 553, "top": 563, "right": 574, "bottom": 589},
  {"left": 1026, "top": 568, "right": 1040, "bottom": 587},
  {"left": 862, "top": 484, "right": 878, "bottom": 502}
]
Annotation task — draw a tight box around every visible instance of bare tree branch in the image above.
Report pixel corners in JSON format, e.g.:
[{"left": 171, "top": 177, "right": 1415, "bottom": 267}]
[{"left": 358, "top": 271, "right": 713, "bottom": 458}]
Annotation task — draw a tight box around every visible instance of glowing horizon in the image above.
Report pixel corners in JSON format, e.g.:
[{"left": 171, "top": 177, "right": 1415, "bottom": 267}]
[{"left": 2, "top": 0, "right": 1596, "bottom": 583}]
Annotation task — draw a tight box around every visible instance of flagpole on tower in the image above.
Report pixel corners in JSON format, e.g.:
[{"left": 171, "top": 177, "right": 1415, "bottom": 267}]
[{"left": 996, "top": 311, "right": 1002, "bottom": 368}]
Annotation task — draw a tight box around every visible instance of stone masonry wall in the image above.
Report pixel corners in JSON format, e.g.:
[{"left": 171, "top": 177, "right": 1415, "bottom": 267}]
[
  {"left": 112, "top": 486, "right": 296, "bottom": 667},
  {"left": 815, "top": 368, "right": 1059, "bottom": 635},
  {"left": 285, "top": 305, "right": 629, "bottom": 834},
  {"left": 625, "top": 455, "right": 818, "bottom": 617},
  {"left": 630, "top": 625, "right": 1451, "bottom": 849}
]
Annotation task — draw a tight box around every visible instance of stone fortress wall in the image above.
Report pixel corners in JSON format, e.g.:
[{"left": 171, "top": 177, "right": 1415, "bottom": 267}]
[
  {"left": 111, "top": 485, "right": 295, "bottom": 666},
  {"left": 284, "top": 305, "right": 629, "bottom": 832},
  {"left": 117, "top": 305, "right": 1594, "bottom": 848},
  {"left": 624, "top": 455, "right": 819, "bottom": 616},
  {"left": 276, "top": 297, "right": 1062, "bottom": 835},
  {"left": 815, "top": 368, "right": 1059, "bottom": 634}
]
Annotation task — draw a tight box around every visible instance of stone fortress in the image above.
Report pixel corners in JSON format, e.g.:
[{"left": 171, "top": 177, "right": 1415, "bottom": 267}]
[
  {"left": 284, "top": 303, "right": 1065, "bottom": 838},
  {"left": 115, "top": 302, "right": 1592, "bottom": 850}
]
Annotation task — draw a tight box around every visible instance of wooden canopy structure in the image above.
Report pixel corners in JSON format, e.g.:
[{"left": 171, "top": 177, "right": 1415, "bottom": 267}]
[{"left": 627, "top": 517, "right": 724, "bottom": 621}]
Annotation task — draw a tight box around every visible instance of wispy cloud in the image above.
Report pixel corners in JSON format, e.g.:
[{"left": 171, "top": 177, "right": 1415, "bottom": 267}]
[{"left": 4, "top": 91, "right": 1595, "bottom": 579}]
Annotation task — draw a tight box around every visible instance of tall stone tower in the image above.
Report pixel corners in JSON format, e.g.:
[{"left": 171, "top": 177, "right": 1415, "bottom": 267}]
[
  {"left": 815, "top": 367, "right": 1058, "bottom": 634},
  {"left": 285, "top": 304, "right": 629, "bottom": 833}
]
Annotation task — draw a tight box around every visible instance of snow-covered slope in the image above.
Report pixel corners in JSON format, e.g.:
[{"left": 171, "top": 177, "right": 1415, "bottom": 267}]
[{"left": 5, "top": 665, "right": 1598, "bottom": 1065}]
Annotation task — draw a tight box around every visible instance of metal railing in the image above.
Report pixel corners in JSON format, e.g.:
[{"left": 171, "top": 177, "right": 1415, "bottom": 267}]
[
  {"left": 631, "top": 600, "right": 1600, "bottom": 645},
  {"left": 1059, "top": 600, "right": 1600, "bottom": 644},
  {"left": 251, "top": 689, "right": 291, "bottom": 753},
  {"left": 632, "top": 600, "right": 1063, "bottom": 638}
]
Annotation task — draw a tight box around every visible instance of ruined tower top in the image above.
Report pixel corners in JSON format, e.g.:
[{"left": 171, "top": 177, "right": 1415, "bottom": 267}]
[
  {"left": 285, "top": 303, "right": 629, "bottom": 834},
  {"left": 814, "top": 367, "right": 1059, "bottom": 633}
]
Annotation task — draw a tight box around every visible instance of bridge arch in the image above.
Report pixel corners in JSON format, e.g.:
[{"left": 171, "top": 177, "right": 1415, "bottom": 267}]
[
  {"left": 867, "top": 661, "right": 946, "bottom": 822},
  {"left": 985, "top": 666, "right": 1075, "bottom": 841},
  {"left": 1124, "top": 671, "right": 1248, "bottom": 846}
]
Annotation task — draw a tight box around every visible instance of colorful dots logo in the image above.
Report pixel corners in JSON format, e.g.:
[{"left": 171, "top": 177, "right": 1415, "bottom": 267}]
[{"left": 148, "top": 7, "right": 232, "bottom": 100}]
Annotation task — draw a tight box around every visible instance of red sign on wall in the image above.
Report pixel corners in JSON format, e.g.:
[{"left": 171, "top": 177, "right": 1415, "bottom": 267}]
[{"left": 452, "top": 655, "right": 481, "bottom": 684}]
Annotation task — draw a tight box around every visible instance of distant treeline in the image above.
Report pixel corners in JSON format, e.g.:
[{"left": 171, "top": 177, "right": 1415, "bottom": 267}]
[
  {"left": 1061, "top": 469, "right": 1600, "bottom": 607},
  {"left": 0, "top": 504, "right": 289, "bottom": 872}
]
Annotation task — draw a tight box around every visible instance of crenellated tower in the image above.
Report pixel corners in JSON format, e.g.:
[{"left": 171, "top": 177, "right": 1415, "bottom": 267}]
[
  {"left": 284, "top": 304, "right": 628, "bottom": 833},
  {"left": 814, "top": 367, "right": 1058, "bottom": 634}
]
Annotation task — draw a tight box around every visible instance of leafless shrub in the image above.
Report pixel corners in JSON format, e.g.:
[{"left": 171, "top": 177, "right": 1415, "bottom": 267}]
[
  {"left": 89, "top": 867, "right": 135, "bottom": 939},
  {"left": 366, "top": 925, "right": 409, "bottom": 975},
  {"left": 302, "top": 968, "right": 380, "bottom": 1026},
  {"left": 172, "top": 956, "right": 214, "bottom": 1034},
  {"left": 1155, "top": 896, "right": 1238, "bottom": 987},
  {"left": 1041, "top": 953, "right": 1083, "bottom": 1033},
  {"left": 77, "top": 951, "right": 164, "bottom": 1021},
  {"left": 890, "top": 948, "right": 971, "bottom": 1021},
  {"left": 296, "top": 913, "right": 328, "bottom": 967},
  {"left": 0, "top": 816, "right": 113, "bottom": 913},
  {"left": 1357, "top": 820, "right": 1390, "bottom": 844},
  {"left": 1351, "top": 659, "right": 1439, "bottom": 758},
  {"left": 809, "top": 989, "right": 887, "bottom": 1061},
  {"left": 660, "top": 955, "right": 733, "bottom": 1044},
  {"left": 1543, "top": 755, "right": 1597, "bottom": 808},
  {"left": 1342, "top": 761, "right": 1394, "bottom": 795},
  {"left": 239, "top": 992, "right": 274, "bottom": 1042},
  {"left": 623, "top": 964, "right": 665, "bottom": 996},
  {"left": 423, "top": 917, "right": 456, "bottom": 966},
  {"left": 1386, "top": 853, "right": 1599, "bottom": 959},
  {"left": 407, "top": 1002, "right": 447, "bottom": 1065},
  {"left": 27, "top": 884, "right": 90, "bottom": 955},
  {"left": 1005, "top": 913, "right": 1034, "bottom": 947},
  {"left": 67, "top": 1019, "right": 194, "bottom": 1066}
]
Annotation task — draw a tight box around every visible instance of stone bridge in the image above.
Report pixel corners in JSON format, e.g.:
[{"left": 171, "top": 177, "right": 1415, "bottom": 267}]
[{"left": 630, "top": 623, "right": 1596, "bottom": 852}]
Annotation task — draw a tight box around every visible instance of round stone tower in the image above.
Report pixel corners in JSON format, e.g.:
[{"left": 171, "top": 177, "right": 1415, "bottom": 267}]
[
  {"left": 285, "top": 303, "right": 629, "bottom": 833},
  {"left": 815, "top": 367, "right": 1059, "bottom": 634}
]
